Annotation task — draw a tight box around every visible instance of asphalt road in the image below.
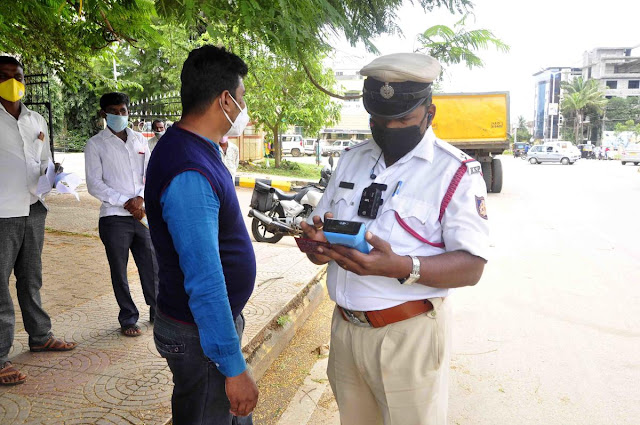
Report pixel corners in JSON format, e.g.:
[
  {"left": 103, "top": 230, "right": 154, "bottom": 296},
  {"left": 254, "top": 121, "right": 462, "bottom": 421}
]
[{"left": 266, "top": 156, "right": 640, "bottom": 425}]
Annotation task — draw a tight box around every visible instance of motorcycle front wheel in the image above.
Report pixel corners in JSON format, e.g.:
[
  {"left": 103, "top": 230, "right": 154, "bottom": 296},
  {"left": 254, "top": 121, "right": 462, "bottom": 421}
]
[{"left": 251, "top": 205, "right": 285, "bottom": 243}]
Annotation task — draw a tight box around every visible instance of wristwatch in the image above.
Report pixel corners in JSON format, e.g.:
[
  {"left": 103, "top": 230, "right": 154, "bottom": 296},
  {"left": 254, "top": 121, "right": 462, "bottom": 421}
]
[{"left": 399, "top": 255, "right": 421, "bottom": 285}]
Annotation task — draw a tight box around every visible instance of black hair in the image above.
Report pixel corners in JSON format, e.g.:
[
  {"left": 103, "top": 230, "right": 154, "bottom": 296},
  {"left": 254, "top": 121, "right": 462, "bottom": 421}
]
[
  {"left": 0, "top": 56, "right": 23, "bottom": 69},
  {"left": 180, "top": 45, "right": 248, "bottom": 116},
  {"left": 99, "top": 92, "right": 130, "bottom": 110},
  {"left": 152, "top": 119, "right": 164, "bottom": 130}
]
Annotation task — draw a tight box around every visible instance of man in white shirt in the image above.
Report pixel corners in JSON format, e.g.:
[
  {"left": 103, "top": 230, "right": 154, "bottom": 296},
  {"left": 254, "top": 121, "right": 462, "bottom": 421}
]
[
  {"left": 220, "top": 136, "right": 240, "bottom": 180},
  {"left": 301, "top": 53, "right": 489, "bottom": 425},
  {"left": 0, "top": 56, "right": 77, "bottom": 386},
  {"left": 147, "top": 119, "right": 165, "bottom": 152},
  {"left": 85, "top": 92, "right": 158, "bottom": 338}
]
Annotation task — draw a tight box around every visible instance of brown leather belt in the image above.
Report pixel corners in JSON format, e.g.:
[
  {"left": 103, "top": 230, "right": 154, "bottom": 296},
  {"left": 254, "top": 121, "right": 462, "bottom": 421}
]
[{"left": 338, "top": 299, "right": 434, "bottom": 328}]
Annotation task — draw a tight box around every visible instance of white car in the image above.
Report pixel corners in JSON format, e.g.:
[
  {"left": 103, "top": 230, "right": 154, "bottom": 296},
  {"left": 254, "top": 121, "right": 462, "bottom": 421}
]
[
  {"left": 324, "top": 140, "right": 359, "bottom": 157},
  {"left": 620, "top": 143, "right": 640, "bottom": 165},
  {"left": 280, "top": 134, "right": 304, "bottom": 157},
  {"left": 527, "top": 143, "right": 580, "bottom": 165}
]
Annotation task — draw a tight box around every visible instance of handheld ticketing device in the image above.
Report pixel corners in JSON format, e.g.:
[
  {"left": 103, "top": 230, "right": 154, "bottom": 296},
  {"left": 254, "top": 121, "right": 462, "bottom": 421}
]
[{"left": 323, "top": 219, "right": 370, "bottom": 253}]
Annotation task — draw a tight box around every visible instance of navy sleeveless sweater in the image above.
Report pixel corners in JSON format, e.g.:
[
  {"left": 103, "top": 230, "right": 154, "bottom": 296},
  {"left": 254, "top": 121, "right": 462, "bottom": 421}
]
[{"left": 144, "top": 125, "right": 256, "bottom": 322}]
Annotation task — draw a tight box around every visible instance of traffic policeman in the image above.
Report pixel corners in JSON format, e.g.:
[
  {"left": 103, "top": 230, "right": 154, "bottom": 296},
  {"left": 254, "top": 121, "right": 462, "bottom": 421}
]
[{"left": 301, "top": 53, "right": 490, "bottom": 425}]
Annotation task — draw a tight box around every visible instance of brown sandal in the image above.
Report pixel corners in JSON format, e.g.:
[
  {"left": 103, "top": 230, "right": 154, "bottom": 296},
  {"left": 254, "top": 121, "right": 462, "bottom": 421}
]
[
  {"left": 30, "top": 336, "right": 78, "bottom": 352},
  {"left": 0, "top": 362, "right": 27, "bottom": 386},
  {"left": 121, "top": 324, "right": 142, "bottom": 337}
]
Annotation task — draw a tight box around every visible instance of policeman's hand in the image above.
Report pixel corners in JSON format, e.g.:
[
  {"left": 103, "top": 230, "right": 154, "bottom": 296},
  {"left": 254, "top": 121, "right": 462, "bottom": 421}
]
[
  {"left": 37, "top": 132, "right": 45, "bottom": 141},
  {"left": 300, "top": 212, "right": 333, "bottom": 264},
  {"left": 317, "top": 231, "right": 412, "bottom": 278},
  {"left": 226, "top": 370, "right": 259, "bottom": 417}
]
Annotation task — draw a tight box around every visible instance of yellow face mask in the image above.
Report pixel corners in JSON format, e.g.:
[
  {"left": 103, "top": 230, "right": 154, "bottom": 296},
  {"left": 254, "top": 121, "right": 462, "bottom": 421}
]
[{"left": 0, "top": 78, "right": 26, "bottom": 102}]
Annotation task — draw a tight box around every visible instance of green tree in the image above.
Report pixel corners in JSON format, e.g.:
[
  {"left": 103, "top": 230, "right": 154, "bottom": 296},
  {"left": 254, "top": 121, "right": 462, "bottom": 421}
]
[
  {"left": 604, "top": 97, "right": 640, "bottom": 131},
  {"left": 511, "top": 115, "right": 531, "bottom": 143},
  {"left": 614, "top": 119, "right": 640, "bottom": 143},
  {"left": 561, "top": 77, "right": 606, "bottom": 143},
  {"left": 244, "top": 48, "right": 341, "bottom": 167},
  {"left": 416, "top": 13, "right": 509, "bottom": 73},
  {"left": 0, "top": 0, "right": 159, "bottom": 86}
]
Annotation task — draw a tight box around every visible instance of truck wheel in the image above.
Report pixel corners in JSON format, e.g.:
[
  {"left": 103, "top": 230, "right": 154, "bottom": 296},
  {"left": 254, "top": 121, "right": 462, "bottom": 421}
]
[
  {"left": 481, "top": 161, "right": 493, "bottom": 193},
  {"left": 561, "top": 157, "right": 570, "bottom": 165},
  {"left": 291, "top": 148, "right": 301, "bottom": 157},
  {"left": 621, "top": 161, "right": 626, "bottom": 165},
  {"left": 491, "top": 158, "right": 503, "bottom": 193}
]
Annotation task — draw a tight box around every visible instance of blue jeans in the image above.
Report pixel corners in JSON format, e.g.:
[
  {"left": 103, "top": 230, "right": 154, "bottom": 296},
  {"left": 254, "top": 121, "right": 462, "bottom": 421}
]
[{"left": 154, "top": 311, "right": 252, "bottom": 425}]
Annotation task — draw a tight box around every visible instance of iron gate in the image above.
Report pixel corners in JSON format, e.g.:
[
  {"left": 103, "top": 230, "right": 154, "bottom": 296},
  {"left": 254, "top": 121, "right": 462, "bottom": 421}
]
[{"left": 23, "top": 73, "right": 54, "bottom": 161}]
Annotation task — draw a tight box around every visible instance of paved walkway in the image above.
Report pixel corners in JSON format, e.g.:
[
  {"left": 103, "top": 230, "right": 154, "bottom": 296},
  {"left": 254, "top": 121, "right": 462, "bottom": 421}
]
[{"left": 0, "top": 188, "right": 323, "bottom": 424}]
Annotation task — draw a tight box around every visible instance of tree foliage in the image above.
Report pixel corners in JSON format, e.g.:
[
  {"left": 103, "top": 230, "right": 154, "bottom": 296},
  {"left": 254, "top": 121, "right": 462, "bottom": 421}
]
[
  {"left": 561, "top": 77, "right": 606, "bottom": 143},
  {"left": 604, "top": 97, "right": 640, "bottom": 131},
  {"left": 511, "top": 115, "right": 531, "bottom": 143},
  {"left": 0, "top": 0, "right": 159, "bottom": 86},
  {"left": 417, "top": 13, "right": 509, "bottom": 72},
  {"left": 244, "top": 47, "right": 341, "bottom": 167}
]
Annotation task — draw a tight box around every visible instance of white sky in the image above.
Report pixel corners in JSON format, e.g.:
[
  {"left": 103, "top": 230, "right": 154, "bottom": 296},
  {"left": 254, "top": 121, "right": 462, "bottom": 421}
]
[{"left": 333, "top": 0, "right": 640, "bottom": 124}]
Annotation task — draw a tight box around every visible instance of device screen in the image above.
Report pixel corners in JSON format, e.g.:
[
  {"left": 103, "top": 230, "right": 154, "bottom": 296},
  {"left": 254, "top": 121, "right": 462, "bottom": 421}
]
[{"left": 324, "top": 219, "right": 363, "bottom": 235}]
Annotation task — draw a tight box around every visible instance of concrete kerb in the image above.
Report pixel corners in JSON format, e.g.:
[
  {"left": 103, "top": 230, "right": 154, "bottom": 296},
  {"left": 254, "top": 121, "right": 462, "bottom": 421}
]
[
  {"left": 243, "top": 266, "right": 328, "bottom": 381},
  {"left": 234, "top": 175, "right": 316, "bottom": 192}
]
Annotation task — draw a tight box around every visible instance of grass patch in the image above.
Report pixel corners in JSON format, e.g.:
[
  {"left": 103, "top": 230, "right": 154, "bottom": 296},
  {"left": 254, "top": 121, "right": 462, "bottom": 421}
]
[
  {"left": 276, "top": 315, "right": 292, "bottom": 327},
  {"left": 239, "top": 159, "right": 323, "bottom": 180},
  {"left": 45, "top": 227, "right": 98, "bottom": 239}
]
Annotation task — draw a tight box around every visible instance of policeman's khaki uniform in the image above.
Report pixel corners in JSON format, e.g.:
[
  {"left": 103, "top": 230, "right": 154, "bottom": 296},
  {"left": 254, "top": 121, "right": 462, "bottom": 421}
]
[{"left": 311, "top": 128, "right": 490, "bottom": 425}]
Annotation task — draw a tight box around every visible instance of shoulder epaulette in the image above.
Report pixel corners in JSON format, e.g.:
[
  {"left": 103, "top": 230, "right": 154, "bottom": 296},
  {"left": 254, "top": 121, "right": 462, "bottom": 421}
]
[{"left": 344, "top": 139, "right": 371, "bottom": 152}]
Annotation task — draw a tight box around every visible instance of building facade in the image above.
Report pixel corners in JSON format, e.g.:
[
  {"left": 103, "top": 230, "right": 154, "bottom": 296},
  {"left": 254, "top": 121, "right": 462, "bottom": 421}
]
[
  {"left": 532, "top": 67, "right": 581, "bottom": 141},
  {"left": 582, "top": 46, "right": 640, "bottom": 99}
]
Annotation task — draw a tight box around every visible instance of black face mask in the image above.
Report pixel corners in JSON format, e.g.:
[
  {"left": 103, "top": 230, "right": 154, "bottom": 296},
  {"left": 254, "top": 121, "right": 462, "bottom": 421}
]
[{"left": 370, "top": 110, "right": 430, "bottom": 164}]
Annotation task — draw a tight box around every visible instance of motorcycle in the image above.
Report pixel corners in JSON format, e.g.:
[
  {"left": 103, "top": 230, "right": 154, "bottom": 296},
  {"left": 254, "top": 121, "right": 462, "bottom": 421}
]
[{"left": 248, "top": 158, "right": 333, "bottom": 243}]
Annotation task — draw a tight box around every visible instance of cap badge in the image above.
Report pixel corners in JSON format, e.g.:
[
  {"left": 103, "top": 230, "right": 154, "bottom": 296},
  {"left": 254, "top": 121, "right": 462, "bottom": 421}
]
[{"left": 380, "top": 83, "right": 394, "bottom": 99}]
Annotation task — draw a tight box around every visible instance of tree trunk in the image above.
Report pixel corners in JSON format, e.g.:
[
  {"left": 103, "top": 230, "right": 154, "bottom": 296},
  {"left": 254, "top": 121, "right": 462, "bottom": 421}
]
[{"left": 272, "top": 126, "right": 281, "bottom": 168}]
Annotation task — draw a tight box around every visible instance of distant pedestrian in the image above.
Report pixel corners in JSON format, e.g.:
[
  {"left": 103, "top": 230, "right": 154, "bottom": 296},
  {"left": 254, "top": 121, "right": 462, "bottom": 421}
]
[
  {"left": 85, "top": 92, "right": 159, "bottom": 337},
  {"left": 148, "top": 119, "right": 165, "bottom": 152},
  {"left": 0, "top": 55, "right": 77, "bottom": 386},
  {"left": 220, "top": 135, "right": 240, "bottom": 180}
]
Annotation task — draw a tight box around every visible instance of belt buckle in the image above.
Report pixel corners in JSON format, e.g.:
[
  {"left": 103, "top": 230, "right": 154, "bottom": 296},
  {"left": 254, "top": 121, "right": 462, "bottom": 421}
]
[{"left": 342, "top": 308, "right": 371, "bottom": 327}]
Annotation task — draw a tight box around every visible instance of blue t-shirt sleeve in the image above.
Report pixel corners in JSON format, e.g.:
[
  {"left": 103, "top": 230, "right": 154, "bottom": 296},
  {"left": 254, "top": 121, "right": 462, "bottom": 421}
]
[{"left": 160, "top": 171, "right": 246, "bottom": 377}]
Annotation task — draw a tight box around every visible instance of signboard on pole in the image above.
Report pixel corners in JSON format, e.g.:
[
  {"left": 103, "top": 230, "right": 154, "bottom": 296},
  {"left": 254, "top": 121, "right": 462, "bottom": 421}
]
[{"left": 548, "top": 103, "right": 559, "bottom": 116}]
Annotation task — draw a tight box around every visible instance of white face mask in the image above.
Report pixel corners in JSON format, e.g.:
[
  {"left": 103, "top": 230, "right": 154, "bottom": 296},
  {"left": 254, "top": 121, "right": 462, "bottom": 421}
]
[{"left": 220, "top": 94, "right": 249, "bottom": 137}]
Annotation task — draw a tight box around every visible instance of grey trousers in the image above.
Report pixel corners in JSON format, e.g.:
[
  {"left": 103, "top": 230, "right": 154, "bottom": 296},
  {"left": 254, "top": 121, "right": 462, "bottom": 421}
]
[
  {"left": 98, "top": 216, "right": 158, "bottom": 328},
  {"left": 0, "top": 202, "right": 53, "bottom": 363}
]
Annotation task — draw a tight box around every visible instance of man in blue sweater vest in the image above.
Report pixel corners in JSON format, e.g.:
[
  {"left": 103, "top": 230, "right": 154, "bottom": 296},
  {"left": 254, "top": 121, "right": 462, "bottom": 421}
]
[{"left": 145, "top": 45, "right": 258, "bottom": 424}]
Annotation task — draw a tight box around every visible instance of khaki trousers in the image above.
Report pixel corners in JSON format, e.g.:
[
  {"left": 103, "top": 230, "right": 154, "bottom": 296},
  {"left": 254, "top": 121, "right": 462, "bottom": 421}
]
[{"left": 327, "top": 298, "right": 451, "bottom": 425}]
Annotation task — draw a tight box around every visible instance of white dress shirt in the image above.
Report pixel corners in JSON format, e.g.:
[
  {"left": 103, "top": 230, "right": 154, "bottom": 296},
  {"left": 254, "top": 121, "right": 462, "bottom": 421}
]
[
  {"left": 148, "top": 135, "right": 160, "bottom": 152},
  {"left": 85, "top": 128, "right": 150, "bottom": 218},
  {"left": 221, "top": 142, "right": 239, "bottom": 180},
  {"left": 0, "top": 102, "right": 51, "bottom": 218},
  {"left": 310, "top": 127, "right": 490, "bottom": 311}
]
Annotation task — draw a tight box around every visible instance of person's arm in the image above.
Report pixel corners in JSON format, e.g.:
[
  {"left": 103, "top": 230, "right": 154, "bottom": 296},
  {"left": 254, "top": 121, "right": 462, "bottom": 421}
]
[
  {"left": 162, "top": 171, "right": 258, "bottom": 416},
  {"left": 311, "top": 168, "right": 489, "bottom": 289},
  {"left": 38, "top": 116, "right": 51, "bottom": 175},
  {"left": 161, "top": 171, "right": 246, "bottom": 375},
  {"left": 137, "top": 133, "right": 150, "bottom": 198},
  {"left": 84, "top": 140, "right": 129, "bottom": 207}
]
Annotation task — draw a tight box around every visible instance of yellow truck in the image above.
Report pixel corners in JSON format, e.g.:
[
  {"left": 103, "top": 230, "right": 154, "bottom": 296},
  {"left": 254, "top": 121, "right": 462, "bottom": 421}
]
[{"left": 432, "top": 92, "right": 509, "bottom": 193}]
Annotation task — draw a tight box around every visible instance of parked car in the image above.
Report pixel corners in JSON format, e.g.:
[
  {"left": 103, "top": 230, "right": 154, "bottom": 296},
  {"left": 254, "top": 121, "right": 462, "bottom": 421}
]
[
  {"left": 324, "top": 139, "right": 359, "bottom": 157},
  {"left": 280, "top": 134, "right": 304, "bottom": 157},
  {"left": 527, "top": 142, "right": 580, "bottom": 165},
  {"left": 303, "top": 138, "right": 317, "bottom": 155},
  {"left": 620, "top": 143, "right": 640, "bottom": 165}
]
